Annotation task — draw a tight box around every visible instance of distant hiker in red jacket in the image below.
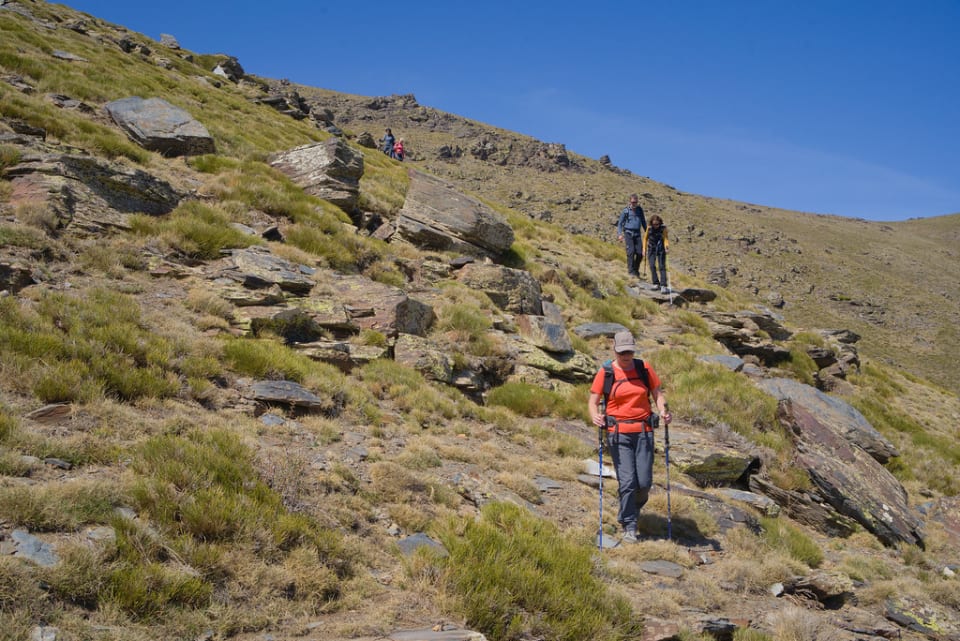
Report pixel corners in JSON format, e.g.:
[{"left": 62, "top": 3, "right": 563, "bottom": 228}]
[{"left": 393, "top": 138, "right": 405, "bottom": 161}]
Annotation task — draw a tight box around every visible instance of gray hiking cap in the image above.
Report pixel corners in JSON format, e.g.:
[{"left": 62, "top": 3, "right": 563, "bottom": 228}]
[{"left": 613, "top": 331, "right": 636, "bottom": 353}]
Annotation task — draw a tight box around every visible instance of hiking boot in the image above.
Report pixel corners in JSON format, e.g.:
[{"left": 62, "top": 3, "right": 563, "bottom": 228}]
[
  {"left": 661, "top": 286, "right": 670, "bottom": 294},
  {"left": 622, "top": 527, "right": 638, "bottom": 543}
]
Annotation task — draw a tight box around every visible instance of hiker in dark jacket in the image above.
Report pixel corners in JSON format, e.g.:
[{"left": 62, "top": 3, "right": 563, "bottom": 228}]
[
  {"left": 587, "top": 331, "right": 671, "bottom": 543},
  {"left": 616, "top": 194, "right": 647, "bottom": 278},
  {"left": 642, "top": 214, "right": 670, "bottom": 293},
  {"left": 381, "top": 128, "right": 395, "bottom": 156}
]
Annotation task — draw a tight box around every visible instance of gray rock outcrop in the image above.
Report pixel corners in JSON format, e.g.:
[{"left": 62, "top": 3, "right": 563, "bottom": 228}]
[
  {"left": 776, "top": 399, "right": 923, "bottom": 548},
  {"left": 3, "top": 145, "right": 181, "bottom": 231},
  {"left": 268, "top": 138, "right": 364, "bottom": 212},
  {"left": 105, "top": 96, "right": 215, "bottom": 156},
  {"left": 755, "top": 377, "right": 898, "bottom": 463},
  {"left": 396, "top": 170, "right": 514, "bottom": 257},
  {"left": 456, "top": 263, "right": 542, "bottom": 315}
]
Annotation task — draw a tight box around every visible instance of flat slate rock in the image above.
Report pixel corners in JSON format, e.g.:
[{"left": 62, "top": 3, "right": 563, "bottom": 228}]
[
  {"left": 12, "top": 529, "right": 58, "bottom": 567},
  {"left": 572, "top": 322, "right": 629, "bottom": 339},
  {"left": 389, "top": 628, "right": 487, "bottom": 641},
  {"left": 397, "top": 533, "right": 447, "bottom": 557},
  {"left": 639, "top": 560, "right": 684, "bottom": 578},
  {"left": 245, "top": 380, "right": 326, "bottom": 410}
]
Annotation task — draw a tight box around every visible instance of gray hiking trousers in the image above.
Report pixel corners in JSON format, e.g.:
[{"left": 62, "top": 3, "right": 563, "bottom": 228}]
[{"left": 607, "top": 430, "right": 654, "bottom": 529}]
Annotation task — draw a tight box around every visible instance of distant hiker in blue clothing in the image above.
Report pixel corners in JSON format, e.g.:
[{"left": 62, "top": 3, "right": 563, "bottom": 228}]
[
  {"left": 381, "top": 128, "right": 395, "bottom": 156},
  {"left": 617, "top": 193, "right": 647, "bottom": 278}
]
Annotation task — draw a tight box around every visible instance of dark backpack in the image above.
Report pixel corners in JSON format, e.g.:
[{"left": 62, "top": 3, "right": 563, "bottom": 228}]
[{"left": 601, "top": 358, "right": 657, "bottom": 431}]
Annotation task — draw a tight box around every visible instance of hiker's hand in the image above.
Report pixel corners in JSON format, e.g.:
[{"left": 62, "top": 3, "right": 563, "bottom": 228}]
[
  {"left": 617, "top": 234, "right": 623, "bottom": 242},
  {"left": 591, "top": 412, "right": 605, "bottom": 427},
  {"left": 662, "top": 411, "right": 672, "bottom": 425}
]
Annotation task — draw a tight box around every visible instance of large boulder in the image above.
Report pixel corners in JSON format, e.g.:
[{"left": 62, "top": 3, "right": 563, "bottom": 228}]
[
  {"left": 394, "top": 333, "right": 454, "bottom": 383},
  {"left": 516, "top": 301, "right": 572, "bottom": 354},
  {"left": 105, "top": 97, "right": 215, "bottom": 156},
  {"left": 3, "top": 145, "right": 181, "bottom": 232},
  {"left": 776, "top": 399, "right": 924, "bottom": 548},
  {"left": 456, "top": 263, "right": 542, "bottom": 315},
  {"left": 221, "top": 247, "right": 315, "bottom": 295},
  {"left": 268, "top": 138, "right": 363, "bottom": 212},
  {"left": 755, "top": 377, "right": 899, "bottom": 464},
  {"left": 396, "top": 170, "right": 514, "bottom": 257},
  {"left": 324, "top": 273, "right": 435, "bottom": 338}
]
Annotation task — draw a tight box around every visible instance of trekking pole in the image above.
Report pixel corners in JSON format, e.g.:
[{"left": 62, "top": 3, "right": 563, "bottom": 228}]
[
  {"left": 597, "top": 422, "right": 605, "bottom": 551},
  {"left": 663, "top": 409, "right": 672, "bottom": 541},
  {"left": 664, "top": 251, "right": 675, "bottom": 305}
]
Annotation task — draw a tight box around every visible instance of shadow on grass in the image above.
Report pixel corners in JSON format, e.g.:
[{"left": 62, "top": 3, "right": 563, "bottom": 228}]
[{"left": 637, "top": 512, "right": 722, "bottom": 549}]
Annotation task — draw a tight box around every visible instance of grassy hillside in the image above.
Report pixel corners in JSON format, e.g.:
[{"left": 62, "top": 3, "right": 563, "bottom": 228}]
[
  {"left": 296, "top": 87, "right": 960, "bottom": 395},
  {"left": 1, "top": 2, "right": 959, "bottom": 641}
]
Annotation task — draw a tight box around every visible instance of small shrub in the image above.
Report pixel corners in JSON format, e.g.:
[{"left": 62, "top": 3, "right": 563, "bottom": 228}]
[
  {"left": 487, "top": 381, "right": 559, "bottom": 418},
  {"left": 782, "top": 346, "right": 817, "bottom": 386},
  {"left": 759, "top": 516, "right": 823, "bottom": 568},
  {"left": 106, "top": 561, "right": 212, "bottom": 620},
  {"left": 438, "top": 502, "right": 640, "bottom": 641},
  {"left": 40, "top": 542, "right": 109, "bottom": 609},
  {"left": 0, "top": 143, "right": 21, "bottom": 169},
  {"left": 0, "top": 409, "right": 16, "bottom": 442},
  {"left": 0, "top": 481, "right": 124, "bottom": 531}
]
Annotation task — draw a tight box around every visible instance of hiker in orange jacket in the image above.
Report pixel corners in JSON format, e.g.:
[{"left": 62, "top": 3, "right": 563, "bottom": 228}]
[{"left": 587, "top": 331, "right": 671, "bottom": 542}]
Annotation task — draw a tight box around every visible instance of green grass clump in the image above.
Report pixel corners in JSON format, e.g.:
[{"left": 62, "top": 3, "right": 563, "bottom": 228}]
[
  {"left": 130, "top": 428, "right": 346, "bottom": 561},
  {"left": 436, "top": 303, "right": 500, "bottom": 356},
  {"left": 222, "top": 336, "right": 346, "bottom": 404},
  {"left": 759, "top": 516, "right": 823, "bottom": 568},
  {"left": 781, "top": 345, "right": 818, "bottom": 386},
  {"left": 648, "top": 349, "right": 783, "bottom": 450},
  {"left": 486, "top": 381, "right": 583, "bottom": 419},
  {"left": 0, "top": 555, "right": 50, "bottom": 638},
  {"left": 438, "top": 502, "right": 640, "bottom": 641},
  {"left": 358, "top": 359, "right": 464, "bottom": 428},
  {"left": 0, "top": 222, "right": 51, "bottom": 250},
  {"left": 0, "top": 143, "right": 22, "bottom": 169},
  {"left": 358, "top": 149, "right": 410, "bottom": 215},
  {"left": 0, "top": 481, "right": 124, "bottom": 531},
  {"left": 0, "top": 408, "right": 15, "bottom": 442},
  {"left": 131, "top": 200, "right": 262, "bottom": 260},
  {"left": 0, "top": 289, "right": 192, "bottom": 402}
]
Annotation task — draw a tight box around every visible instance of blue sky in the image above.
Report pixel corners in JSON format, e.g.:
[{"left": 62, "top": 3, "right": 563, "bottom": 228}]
[{"left": 65, "top": 1, "right": 960, "bottom": 222}]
